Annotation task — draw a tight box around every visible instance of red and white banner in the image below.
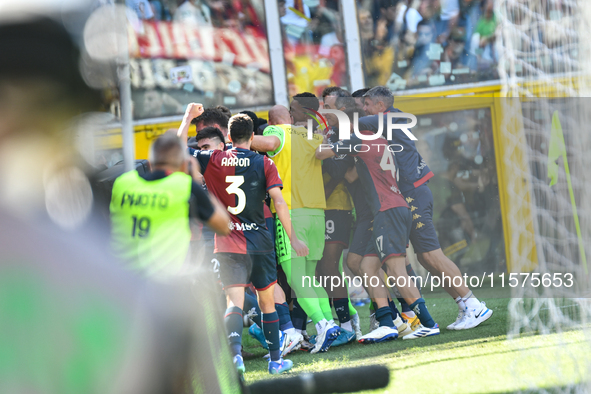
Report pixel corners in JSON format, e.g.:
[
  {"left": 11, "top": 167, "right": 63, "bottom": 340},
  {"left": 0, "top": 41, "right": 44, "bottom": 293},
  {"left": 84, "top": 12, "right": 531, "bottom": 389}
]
[{"left": 127, "top": 22, "right": 271, "bottom": 73}]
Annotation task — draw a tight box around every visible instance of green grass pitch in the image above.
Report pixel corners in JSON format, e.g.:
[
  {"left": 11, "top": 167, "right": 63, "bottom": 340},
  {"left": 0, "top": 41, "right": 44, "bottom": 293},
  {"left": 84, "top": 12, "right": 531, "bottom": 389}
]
[{"left": 241, "top": 291, "right": 591, "bottom": 393}]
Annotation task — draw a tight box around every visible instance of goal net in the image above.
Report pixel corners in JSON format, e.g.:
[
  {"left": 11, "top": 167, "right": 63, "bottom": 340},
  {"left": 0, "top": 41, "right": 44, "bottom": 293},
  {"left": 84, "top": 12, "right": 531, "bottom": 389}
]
[{"left": 497, "top": 0, "right": 591, "bottom": 391}]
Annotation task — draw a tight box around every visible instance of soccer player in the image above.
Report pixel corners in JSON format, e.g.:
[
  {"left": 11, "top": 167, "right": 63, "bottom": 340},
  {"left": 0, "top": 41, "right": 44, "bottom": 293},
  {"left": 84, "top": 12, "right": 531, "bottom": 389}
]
[
  {"left": 319, "top": 87, "right": 362, "bottom": 344},
  {"left": 316, "top": 111, "right": 441, "bottom": 342},
  {"left": 319, "top": 94, "right": 416, "bottom": 338},
  {"left": 290, "top": 92, "right": 322, "bottom": 128},
  {"left": 192, "top": 107, "right": 230, "bottom": 138},
  {"left": 110, "top": 133, "right": 231, "bottom": 277},
  {"left": 193, "top": 114, "right": 306, "bottom": 375},
  {"left": 251, "top": 104, "right": 341, "bottom": 354},
  {"left": 360, "top": 86, "right": 493, "bottom": 330},
  {"left": 193, "top": 126, "right": 226, "bottom": 151}
]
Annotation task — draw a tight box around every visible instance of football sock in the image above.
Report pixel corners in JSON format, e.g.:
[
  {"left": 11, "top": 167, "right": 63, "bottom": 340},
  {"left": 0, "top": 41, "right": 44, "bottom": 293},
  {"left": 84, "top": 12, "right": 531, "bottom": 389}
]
[
  {"left": 409, "top": 298, "right": 436, "bottom": 328},
  {"left": 398, "top": 297, "right": 412, "bottom": 313},
  {"left": 375, "top": 306, "right": 395, "bottom": 328},
  {"left": 388, "top": 298, "right": 402, "bottom": 320},
  {"left": 341, "top": 320, "right": 353, "bottom": 332},
  {"left": 262, "top": 311, "right": 281, "bottom": 362},
  {"left": 224, "top": 306, "right": 243, "bottom": 357},
  {"left": 462, "top": 291, "right": 481, "bottom": 310},
  {"left": 315, "top": 319, "right": 329, "bottom": 334},
  {"left": 334, "top": 298, "right": 351, "bottom": 324},
  {"left": 243, "top": 292, "right": 262, "bottom": 326},
  {"left": 291, "top": 299, "right": 308, "bottom": 331},
  {"left": 276, "top": 302, "right": 294, "bottom": 332}
]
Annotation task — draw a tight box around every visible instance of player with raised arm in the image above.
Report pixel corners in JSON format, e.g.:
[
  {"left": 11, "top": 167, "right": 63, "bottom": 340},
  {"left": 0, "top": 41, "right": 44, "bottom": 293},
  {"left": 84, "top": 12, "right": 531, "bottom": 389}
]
[
  {"left": 193, "top": 114, "right": 306, "bottom": 375},
  {"left": 250, "top": 104, "right": 341, "bottom": 354},
  {"left": 359, "top": 86, "right": 493, "bottom": 330},
  {"left": 316, "top": 116, "right": 440, "bottom": 343}
]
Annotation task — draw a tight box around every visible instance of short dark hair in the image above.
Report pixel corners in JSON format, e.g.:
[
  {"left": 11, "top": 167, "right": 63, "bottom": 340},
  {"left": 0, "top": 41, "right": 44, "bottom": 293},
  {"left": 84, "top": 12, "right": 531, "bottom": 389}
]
[
  {"left": 195, "top": 126, "right": 225, "bottom": 145},
  {"left": 191, "top": 108, "right": 229, "bottom": 129},
  {"left": 293, "top": 92, "right": 319, "bottom": 111},
  {"left": 215, "top": 105, "right": 232, "bottom": 119},
  {"left": 321, "top": 86, "right": 343, "bottom": 99},
  {"left": 363, "top": 86, "right": 394, "bottom": 108},
  {"left": 228, "top": 114, "right": 253, "bottom": 144},
  {"left": 239, "top": 110, "right": 259, "bottom": 132},
  {"left": 352, "top": 88, "right": 371, "bottom": 97},
  {"left": 329, "top": 89, "right": 352, "bottom": 109}
]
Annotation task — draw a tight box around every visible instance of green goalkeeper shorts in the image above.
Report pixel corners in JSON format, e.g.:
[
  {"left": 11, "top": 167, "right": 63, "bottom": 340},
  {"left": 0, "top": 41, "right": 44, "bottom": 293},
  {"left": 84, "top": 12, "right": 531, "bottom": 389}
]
[{"left": 275, "top": 208, "right": 325, "bottom": 264}]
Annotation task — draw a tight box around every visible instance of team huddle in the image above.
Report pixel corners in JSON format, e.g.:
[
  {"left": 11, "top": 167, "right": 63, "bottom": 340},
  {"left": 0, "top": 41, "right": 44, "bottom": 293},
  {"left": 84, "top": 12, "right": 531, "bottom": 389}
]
[{"left": 110, "top": 85, "right": 493, "bottom": 378}]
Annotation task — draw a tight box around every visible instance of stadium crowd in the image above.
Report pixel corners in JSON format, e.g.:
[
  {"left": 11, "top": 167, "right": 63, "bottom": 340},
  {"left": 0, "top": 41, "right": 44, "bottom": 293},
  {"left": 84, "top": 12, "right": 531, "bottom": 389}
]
[{"left": 109, "top": 84, "right": 494, "bottom": 378}]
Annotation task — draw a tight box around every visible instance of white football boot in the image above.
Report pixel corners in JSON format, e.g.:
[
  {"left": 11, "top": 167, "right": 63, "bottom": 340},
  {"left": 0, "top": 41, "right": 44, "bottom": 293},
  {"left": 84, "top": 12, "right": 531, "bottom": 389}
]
[{"left": 454, "top": 302, "right": 493, "bottom": 330}]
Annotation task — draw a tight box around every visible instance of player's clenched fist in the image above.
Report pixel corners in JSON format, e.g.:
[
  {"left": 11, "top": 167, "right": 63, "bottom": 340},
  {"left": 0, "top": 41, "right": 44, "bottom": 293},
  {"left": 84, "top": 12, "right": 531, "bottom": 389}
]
[
  {"left": 184, "top": 102, "right": 204, "bottom": 120},
  {"left": 291, "top": 239, "right": 309, "bottom": 257}
]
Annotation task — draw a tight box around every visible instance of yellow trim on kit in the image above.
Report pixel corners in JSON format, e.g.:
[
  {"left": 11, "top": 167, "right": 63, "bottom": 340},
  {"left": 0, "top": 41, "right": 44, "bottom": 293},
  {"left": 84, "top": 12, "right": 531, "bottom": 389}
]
[{"left": 492, "top": 99, "right": 538, "bottom": 273}]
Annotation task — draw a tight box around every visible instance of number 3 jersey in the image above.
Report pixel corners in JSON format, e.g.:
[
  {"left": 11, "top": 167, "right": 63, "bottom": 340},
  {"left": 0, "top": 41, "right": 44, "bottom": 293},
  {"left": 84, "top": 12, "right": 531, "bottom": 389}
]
[
  {"left": 330, "top": 131, "right": 408, "bottom": 217},
  {"left": 194, "top": 147, "right": 283, "bottom": 255}
]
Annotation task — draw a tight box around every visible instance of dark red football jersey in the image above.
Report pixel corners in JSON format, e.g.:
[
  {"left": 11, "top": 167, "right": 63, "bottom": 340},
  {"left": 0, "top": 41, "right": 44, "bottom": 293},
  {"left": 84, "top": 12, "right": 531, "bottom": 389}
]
[
  {"left": 194, "top": 148, "right": 282, "bottom": 254},
  {"left": 331, "top": 131, "right": 408, "bottom": 216}
]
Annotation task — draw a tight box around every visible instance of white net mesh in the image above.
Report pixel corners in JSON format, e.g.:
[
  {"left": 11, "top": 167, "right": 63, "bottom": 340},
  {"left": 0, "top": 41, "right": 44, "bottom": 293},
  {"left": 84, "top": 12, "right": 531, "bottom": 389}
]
[{"left": 497, "top": 0, "right": 591, "bottom": 391}]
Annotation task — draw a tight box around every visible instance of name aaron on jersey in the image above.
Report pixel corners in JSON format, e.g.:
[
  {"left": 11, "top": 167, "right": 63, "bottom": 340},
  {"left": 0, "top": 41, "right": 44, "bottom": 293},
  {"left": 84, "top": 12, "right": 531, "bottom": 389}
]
[{"left": 221, "top": 157, "right": 250, "bottom": 167}]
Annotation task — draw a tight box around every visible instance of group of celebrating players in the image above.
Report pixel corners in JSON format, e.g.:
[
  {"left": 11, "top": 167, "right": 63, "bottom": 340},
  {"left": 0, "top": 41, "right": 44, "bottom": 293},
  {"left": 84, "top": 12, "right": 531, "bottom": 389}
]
[{"left": 110, "top": 85, "right": 494, "bottom": 379}]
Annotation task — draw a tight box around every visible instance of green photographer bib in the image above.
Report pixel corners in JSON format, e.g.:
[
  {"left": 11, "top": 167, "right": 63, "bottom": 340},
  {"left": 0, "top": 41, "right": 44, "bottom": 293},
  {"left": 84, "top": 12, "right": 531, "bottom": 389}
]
[{"left": 110, "top": 170, "right": 192, "bottom": 275}]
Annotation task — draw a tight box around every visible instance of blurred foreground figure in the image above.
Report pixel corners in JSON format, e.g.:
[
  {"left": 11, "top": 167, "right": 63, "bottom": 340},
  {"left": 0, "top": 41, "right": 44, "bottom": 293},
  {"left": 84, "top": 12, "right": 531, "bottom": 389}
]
[
  {"left": 0, "top": 16, "right": 240, "bottom": 394},
  {"left": 109, "top": 132, "right": 230, "bottom": 278}
]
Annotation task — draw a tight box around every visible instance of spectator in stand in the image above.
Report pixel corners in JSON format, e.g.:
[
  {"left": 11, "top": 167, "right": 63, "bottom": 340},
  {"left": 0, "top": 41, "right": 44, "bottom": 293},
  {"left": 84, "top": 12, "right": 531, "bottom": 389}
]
[
  {"left": 409, "top": 19, "right": 437, "bottom": 81},
  {"left": 281, "top": 0, "right": 312, "bottom": 45},
  {"left": 309, "top": 0, "right": 340, "bottom": 44},
  {"left": 328, "top": 44, "right": 348, "bottom": 87},
  {"left": 439, "top": 26, "right": 471, "bottom": 81},
  {"left": 471, "top": 0, "right": 497, "bottom": 64},
  {"left": 318, "top": 18, "right": 343, "bottom": 57},
  {"left": 375, "top": 0, "right": 399, "bottom": 45},
  {"left": 149, "top": 0, "right": 173, "bottom": 20},
  {"left": 435, "top": 0, "right": 460, "bottom": 43},
  {"left": 174, "top": 0, "right": 213, "bottom": 28},
  {"left": 127, "top": 0, "right": 155, "bottom": 20},
  {"left": 459, "top": 0, "right": 482, "bottom": 56}
]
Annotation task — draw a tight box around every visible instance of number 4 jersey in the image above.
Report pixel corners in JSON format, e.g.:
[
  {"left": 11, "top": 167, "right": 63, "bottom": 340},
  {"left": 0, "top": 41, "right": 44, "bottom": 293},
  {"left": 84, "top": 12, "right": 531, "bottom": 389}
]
[
  {"left": 194, "top": 147, "right": 283, "bottom": 255},
  {"left": 330, "top": 131, "right": 408, "bottom": 217}
]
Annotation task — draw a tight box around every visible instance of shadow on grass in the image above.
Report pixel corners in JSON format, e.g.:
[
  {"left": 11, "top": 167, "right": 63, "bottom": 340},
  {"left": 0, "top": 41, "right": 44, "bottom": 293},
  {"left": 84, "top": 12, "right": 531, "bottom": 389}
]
[
  {"left": 244, "top": 297, "right": 510, "bottom": 369},
  {"left": 487, "top": 383, "right": 589, "bottom": 394}
]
